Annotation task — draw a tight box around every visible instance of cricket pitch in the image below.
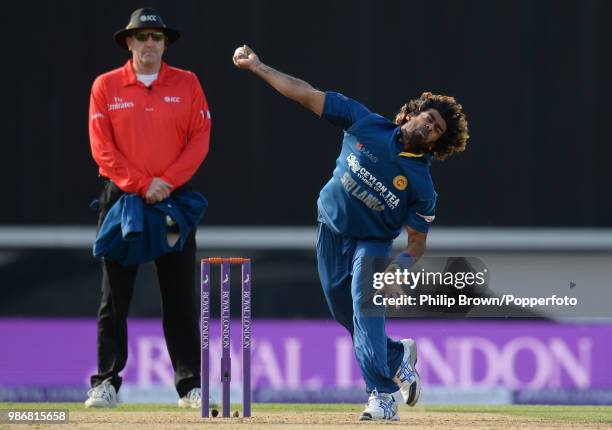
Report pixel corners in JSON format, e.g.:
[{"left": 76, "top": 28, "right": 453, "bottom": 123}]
[{"left": 1, "top": 403, "right": 612, "bottom": 429}]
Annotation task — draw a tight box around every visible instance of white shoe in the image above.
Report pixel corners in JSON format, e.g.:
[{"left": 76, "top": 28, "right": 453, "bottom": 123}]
[
  {"left": 393, "top": 338, "right": 421, "bottom": 406},
  {"left": 178, "top": 387, "right": 201, "bottom": 408},
  {"left": 85, "top": 378, "right": 117, "bottom": 408},
  {"left": 358, "top": 388, "right": 399, "bottom": 421}
]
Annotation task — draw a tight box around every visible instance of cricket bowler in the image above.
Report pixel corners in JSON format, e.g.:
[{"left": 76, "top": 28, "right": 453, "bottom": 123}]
[{"left": 233, "top": 44, "right": 469, "bottom": 421}]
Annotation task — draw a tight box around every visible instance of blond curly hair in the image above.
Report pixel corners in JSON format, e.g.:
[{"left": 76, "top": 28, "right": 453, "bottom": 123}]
[{"left": 394, "top": 92, "right": 469, "bottom": 161}]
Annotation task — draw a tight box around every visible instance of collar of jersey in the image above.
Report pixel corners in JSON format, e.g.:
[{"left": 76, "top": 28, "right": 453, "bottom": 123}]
[
  {"left": 122, "top": 60, "right": 170, "bottom": 87},
  {"left": 394, "top": 127, "right": 427, "bottom": 160},
  {"left": 398, "top": 152, "right": 424, "bottom": 158}
]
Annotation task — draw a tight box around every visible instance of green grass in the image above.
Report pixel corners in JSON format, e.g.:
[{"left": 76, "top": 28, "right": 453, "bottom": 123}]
[
  {"left": 0, "top": 403, "right": 188, "bottom": 412},
  {"left": 0, "top": 403, "right": 611, "bottom": 423},
  {"left": 423, "top": 405, "right": 612, "bottom": 424}
]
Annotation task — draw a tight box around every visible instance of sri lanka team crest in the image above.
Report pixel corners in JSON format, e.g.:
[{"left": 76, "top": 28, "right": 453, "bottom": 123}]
[{"left": 393, "top": 175, "right": 408, "bottom": 191}]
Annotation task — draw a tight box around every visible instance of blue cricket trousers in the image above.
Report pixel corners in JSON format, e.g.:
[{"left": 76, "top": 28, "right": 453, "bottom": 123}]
[{"left": 316, "top": 222, "right": 404, "bottom": 393}]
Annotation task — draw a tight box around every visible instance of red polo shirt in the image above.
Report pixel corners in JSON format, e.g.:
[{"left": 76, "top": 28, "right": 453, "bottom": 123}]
[{"left": 89, "top": 60, "right": 211, "bottom": 195}]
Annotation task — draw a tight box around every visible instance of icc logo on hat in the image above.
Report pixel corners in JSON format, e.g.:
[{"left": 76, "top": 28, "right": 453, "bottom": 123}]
[
  {"left": 114, "top": 8, "right": 180, "bottom": 49},
  {"left": 140, "top": 15, "right": 159, "bottom": 22}
]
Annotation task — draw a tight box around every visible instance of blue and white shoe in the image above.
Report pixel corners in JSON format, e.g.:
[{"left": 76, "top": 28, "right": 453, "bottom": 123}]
[
  {"left": 393, "top": 338, "right": 421, "bottom": 406},
  {"left": 358, "top": 388, "right": 400, "bottom": 421},
  {"left": 178, "top": 387, "right": 201, "bottom": 408},
  {"left": 84, "top": 378, "right": 117, "bottom": 408}
]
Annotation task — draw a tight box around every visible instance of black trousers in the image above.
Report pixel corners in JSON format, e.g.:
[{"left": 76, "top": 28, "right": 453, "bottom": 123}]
[{"left": 90, "top": 181, "right": 200, "bottom": 397}]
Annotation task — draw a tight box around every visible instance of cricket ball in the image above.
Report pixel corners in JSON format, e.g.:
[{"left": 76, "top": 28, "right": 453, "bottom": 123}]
[
  {"left": 234, "top": 45, "right": 249, "bottom": 59},
  {"left": 211, "top": 408, "right": 219, "bottom": 417}
]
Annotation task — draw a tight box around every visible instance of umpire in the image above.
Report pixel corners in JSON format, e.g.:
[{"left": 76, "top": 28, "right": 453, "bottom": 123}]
[{"left": 85, "top": 8, "right": 211, "bottom": 408}]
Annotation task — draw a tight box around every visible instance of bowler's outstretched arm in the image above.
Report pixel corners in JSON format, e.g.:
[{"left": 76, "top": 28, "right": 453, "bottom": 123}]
[{"left": 233, "top": 45, "right": 325, "bottom": 116}]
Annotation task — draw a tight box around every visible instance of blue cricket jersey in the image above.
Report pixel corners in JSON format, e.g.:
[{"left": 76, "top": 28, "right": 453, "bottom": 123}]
[{"left": 317, "top": 92, "right": 437, "bottom": 240}]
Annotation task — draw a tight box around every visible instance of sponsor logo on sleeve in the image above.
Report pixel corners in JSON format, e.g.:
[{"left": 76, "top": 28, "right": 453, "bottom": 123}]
[{"left": 416, "top": 212, "right": 435, "bottom": 223}]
